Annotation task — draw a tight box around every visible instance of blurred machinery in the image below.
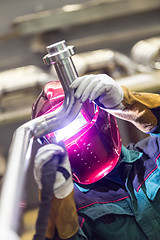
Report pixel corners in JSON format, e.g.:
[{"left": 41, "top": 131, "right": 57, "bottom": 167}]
[
  {"left": 0, "top": 66, "right": 51, "bottom": 125},
  {"left": 0, "top": 0, "right": 160, "bottom": 71},
  {"left": 0, "top": 65, "right": 51, "bottom": 158},
  {"left": 131, "top": 37, "right": 160, "bottom": 72}
]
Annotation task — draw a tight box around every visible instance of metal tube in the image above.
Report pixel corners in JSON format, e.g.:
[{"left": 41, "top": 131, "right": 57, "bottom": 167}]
[
  {"left": 0, "top": 40, "right": 82, "bottom": 239},
  {"left": 33, "top": 40, "right": 82, "bottom": 138},
  {"left": 0, "top": 126, "right": 33, "bottom": 239}
]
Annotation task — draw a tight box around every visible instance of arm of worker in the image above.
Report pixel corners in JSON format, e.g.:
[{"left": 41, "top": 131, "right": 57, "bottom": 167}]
[
  {"left": 70, "top": 74, "right": 160, "bottom": 134},
  {"left": 33, "top": 143, "right": 82, "bottom": 240}
]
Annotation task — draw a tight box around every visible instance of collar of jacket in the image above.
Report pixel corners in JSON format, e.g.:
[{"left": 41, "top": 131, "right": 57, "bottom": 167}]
[{"left": 121, "top": 145, "right": 143, "bottom": 163}]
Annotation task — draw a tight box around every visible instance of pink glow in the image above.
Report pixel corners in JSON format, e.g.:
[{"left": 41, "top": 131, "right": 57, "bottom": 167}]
[
  {"left": 45, "top": 103, "right": 121, "bottom": 184},
  {"left": 66, "top": 112, "right": 121, "bottom": 184},
  {"left": 32, "top": 81, "right": 122, "bottom": 184}
]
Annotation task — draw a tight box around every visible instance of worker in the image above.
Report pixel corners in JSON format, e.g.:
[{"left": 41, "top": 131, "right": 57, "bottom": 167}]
[{"left": 32, "top": 74, "right": 160, "bottom": 240}]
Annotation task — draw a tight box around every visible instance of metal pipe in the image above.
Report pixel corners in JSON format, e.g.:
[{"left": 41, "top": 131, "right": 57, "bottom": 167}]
[
  {"left": 33, "top": 40, "right": 82, "bottom": 138},
  {"left": 0, "top": 40, "right": 82, "bottom": 239}
]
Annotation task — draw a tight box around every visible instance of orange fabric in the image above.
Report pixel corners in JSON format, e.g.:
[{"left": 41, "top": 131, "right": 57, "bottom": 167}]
[
  {"left": 109, "top": 86, "right": 160, "bottom": 133},
  {"left": 45, "top": 190, "right": 79, "bottom": 239}
]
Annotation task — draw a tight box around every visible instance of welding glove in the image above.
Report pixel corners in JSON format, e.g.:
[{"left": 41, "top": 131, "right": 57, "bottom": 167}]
[
  {"left": 34, "top": 143, "right": 79, "bottom": 240},
  {"left": 34, "top": 143, "right": 73, "bottom": 199},
  {"left": 70, "top": 73, "right": 160, "bottom": 134},
  {"left": 70, "top": 74, "right": 124, "bottom": 110}
]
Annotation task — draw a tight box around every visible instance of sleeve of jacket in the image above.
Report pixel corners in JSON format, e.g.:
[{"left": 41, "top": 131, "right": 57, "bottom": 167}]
[{"left": 108, "top": 86, "right": 160, "bottom": 134}]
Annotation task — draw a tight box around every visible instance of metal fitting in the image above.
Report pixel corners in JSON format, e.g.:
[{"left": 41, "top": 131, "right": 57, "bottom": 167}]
[{"left": 43, "top": 40, "right": 75, "bottom": 64}]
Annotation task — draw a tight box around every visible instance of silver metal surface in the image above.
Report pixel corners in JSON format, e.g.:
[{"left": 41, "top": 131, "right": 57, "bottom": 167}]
[
  {"left": 0, "top": 40, "right": 82, "bottom": 239},
  {"left": 12, "top": 0, "right": 160, "bottom": 36},
  {"left": 131, "top": 37, "right": 160, "bottom": 72},
  {"left": 116, "top": 70, "right": 160, "bottom": 92},
  {"left": 34, "top": 40, "right": 82, "bottom": 138},
  {"left": 0, "top": 65, "right": 51, "bottom": 125},
  {"left": 73, "top": 49, "right": 136, "bottom": 78}
]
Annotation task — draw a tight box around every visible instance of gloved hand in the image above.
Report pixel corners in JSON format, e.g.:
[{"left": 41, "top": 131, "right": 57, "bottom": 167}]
[
  {"left": 70, "top": 74, "right": 124, "bottom": 109},
  {"left": 33, "top": 143, "right": 79, "bottom": 240},
  {"left": 34, "top": 143, "right": 73, "bottom": 199}
]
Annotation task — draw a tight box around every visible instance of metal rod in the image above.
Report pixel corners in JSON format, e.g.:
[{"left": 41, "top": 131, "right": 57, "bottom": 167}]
[{"left": 0, "top": 40, "right": 82, "bottom": 239}]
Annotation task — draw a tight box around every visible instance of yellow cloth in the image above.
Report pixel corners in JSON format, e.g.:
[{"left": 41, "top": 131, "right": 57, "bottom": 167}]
[
  {"left": 45, "top": 190, "right": 79, "bottom": 239},
  {"left": 109, "top": 86, "right": 160, "bottom": 133}
]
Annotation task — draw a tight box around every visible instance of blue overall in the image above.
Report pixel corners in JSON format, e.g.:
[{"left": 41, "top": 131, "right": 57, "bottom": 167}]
[{"left": 73, "top": 134, "right": 160, "bottom": 240}]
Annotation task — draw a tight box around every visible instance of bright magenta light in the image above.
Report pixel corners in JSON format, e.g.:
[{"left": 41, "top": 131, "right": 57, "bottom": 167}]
[
  {"left": 45, "top": 104, "right": 121, "bottom": 185},
  {"left": 32, "top": 81, "right": 122, "bottom": 185},
  {"left": 54, "top": 112, "right": 87, "bottom": 142}
]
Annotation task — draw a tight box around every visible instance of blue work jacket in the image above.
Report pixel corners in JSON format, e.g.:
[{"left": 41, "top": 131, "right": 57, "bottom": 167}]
[{"left": 73, "top": 134, "right": 160, "bottom": 240}]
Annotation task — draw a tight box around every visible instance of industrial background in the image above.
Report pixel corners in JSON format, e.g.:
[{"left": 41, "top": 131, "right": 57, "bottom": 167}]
[{"left": 0, "top": 0, "right": 160, "bottom": 239}]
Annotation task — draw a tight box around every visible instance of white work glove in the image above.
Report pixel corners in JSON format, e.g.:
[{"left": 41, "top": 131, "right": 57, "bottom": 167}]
[
  {"left": 70, "top": 74, "right": 124, "bottom": 109},
  {"left": 34, "top": 143, "right": 74, "bottom": 199}
]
